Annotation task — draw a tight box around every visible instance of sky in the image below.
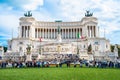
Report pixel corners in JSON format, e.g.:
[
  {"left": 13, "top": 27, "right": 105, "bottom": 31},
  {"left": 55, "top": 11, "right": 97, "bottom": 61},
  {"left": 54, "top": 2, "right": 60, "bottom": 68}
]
[{"left": 0, "top": 0, "right": 120, "bottom": 46}]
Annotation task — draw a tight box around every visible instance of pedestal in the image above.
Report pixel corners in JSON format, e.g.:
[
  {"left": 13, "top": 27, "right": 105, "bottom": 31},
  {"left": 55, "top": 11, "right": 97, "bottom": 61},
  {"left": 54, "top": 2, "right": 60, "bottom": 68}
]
[
  {"left": 57, "top": 34, "right": 62, "bottom": 42},
  {"left": 37, "top": 54, "right": 41, "bottom": 60},
  {"left": 26, "top": 54, "right": 32, "bottom": 62}
]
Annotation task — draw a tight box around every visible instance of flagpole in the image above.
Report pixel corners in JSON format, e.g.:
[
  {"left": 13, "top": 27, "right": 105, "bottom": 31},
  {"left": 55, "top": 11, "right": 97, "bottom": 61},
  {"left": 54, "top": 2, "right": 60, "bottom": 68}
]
[
  {"left": 104, "top": 28, "right": 106, "bottom": 38},
  {"left": 98, "top": 26, "right": 99, "bottom": 37},
  {"left": 38, "top": 37, "right": 42, "bottom": 60},
  {"left": 39, "top": 38, "right": 41, "bottom": 55},
  {"left": 12, "top": 28, "right": 13, "bottom": 39},
  {"left": 77, "top": 38, "right": 78, "bottom": 54},
  {"left": 77, "top": 33, "right": 79, "bottom": 55}
]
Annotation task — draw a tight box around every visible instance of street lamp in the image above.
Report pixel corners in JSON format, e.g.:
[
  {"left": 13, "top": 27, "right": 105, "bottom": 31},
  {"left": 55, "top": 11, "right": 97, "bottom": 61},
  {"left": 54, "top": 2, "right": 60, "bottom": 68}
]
[
  {"left": 77, "top": 37, "right": 79, "bottom": 57},
  {"left": 57, "top": 44, "right": 61, "bottom": 62},
  {"left": 57, "top": 45, "right": 61, "bottom": 54}
]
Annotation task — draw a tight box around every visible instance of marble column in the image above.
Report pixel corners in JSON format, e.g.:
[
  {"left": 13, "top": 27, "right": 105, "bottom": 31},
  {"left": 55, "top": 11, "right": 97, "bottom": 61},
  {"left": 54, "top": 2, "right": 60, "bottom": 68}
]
[
  {"left": 25, "top": 26, "right": 26, "bottom": 38},
  {"left": 48, "top": 29, "right": 49, "bottom": 39},
  {"left": 43, "top": 28, "right": 44, "bottom": 38},
  {"left": 94, "top": 26, "right": 96, "bottom": 37},
  {"left": 91, "top": 26, "right": 92, "bottom": 38},
  {"left": 44, "top": 28, "right": 45, "bottom": 38},
  {"left": 65, "top": 29, "right": 66, "bottom": 39},
  {"left": 22, "top": 26, "right": 23, "bottom": 38},
  {"left": 70, "top": 29, "right": 71, "bottom": 39},
  {"left": 88, "top": 26, "right": 90, "bottom": 37},
  {"left": 26, "top": 26, "right": 28, "bottom": 38},
  {"left": 68, "top": 28, "right": 69, "bottom": 39},
  {"left": 50, "top": 28, "right": 51, "bottom": 39},
  {"left": 28, "top": 26, "right": 29, "bottom": 38},
  {"left": 92, "top": 26, "right": 94, "bottom": 38},
  {"left": 24, "top": 26, "right": 25, "bottom": 38},
  {"left": 54, "top": 28, "right": 55, "bottom": 39}
]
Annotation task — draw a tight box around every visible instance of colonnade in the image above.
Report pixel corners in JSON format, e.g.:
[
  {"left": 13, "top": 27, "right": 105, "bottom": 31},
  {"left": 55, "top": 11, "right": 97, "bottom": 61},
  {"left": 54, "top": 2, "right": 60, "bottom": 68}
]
[
  {"left": 21, "top": 26, "right": 30, "bottom": 38},
  {"left": 87, "top": 26, "right": 96, "bottom": 38},
  {"left": 20, "top": 26, "right": 97, "bottom": 39},
  {"left": 35, "top": 28, "right": 82, "bottom": 39}
]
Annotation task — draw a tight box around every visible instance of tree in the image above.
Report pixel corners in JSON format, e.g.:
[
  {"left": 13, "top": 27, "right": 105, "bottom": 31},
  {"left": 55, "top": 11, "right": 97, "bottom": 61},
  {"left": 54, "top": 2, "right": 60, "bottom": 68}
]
[
  {"left": 110, "top": 45, "right": 114, "bottom": 52},
  {"left": 118, "top": 48, "right": 120, "bottom": 57},
  {"left": 116, "top": 45, "right": 120, "bottom": 57},
  {"left": 111, "top": 44, "right": 120, "bottom": 57},
  {"left": 3, "top": 46, "right": 7, "bottom": 52}
]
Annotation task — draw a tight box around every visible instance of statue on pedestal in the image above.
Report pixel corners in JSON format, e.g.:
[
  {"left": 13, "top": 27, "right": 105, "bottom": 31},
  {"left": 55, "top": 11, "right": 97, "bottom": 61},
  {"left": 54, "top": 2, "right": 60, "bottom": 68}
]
[
  {"left": 57, "top": 26, "right": 62, "bottom": 42},
  {"left": 57, "top": 26, "right": 61, "bottom": 34},
  {"left": 37, "top": 47, "right": 41, "bottom": 60},
  {"left": 26, "top": 44, "right": 32, "bottom": 61}
]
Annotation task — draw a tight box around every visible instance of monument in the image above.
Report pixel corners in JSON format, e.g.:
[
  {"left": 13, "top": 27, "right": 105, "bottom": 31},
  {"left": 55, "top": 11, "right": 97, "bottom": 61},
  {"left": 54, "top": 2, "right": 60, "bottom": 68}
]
[{"left": 4, "top": 11, "right": 118, "bottom": 61}]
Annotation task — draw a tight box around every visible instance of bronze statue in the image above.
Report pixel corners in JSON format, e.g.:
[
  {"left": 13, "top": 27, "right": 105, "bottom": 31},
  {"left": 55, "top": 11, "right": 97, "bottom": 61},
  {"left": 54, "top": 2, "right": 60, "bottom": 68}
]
[
  {"left": 57, "top": 26, "right": 61, "bottom": 34},
  {"left": 24, "top": 11, "right": 32, "bottom": 17},
  {"left": 26, "top": 44, "right": 31, "bottom": 55},
  {"left": 85, "top": 10, "right": 93, "bottom": 17}
]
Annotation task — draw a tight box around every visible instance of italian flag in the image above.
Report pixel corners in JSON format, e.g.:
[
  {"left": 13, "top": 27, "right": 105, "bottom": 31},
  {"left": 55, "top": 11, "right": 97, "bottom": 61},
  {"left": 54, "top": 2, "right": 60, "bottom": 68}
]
[
  {"left": 77, "top": 33, "right": 81, "bottom": 38},
  {"left": 77, "top": 33, "right": 85, "bottom": 39}
]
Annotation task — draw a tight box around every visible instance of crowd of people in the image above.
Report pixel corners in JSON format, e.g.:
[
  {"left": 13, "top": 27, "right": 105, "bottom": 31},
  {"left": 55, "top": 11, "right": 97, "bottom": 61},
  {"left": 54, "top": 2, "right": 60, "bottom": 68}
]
[
  {"left": 0, "top": 58, "right": 120, "bottom": 68},
  {"left": 0, "top": 54, "right": 120, "bottom": 68}
]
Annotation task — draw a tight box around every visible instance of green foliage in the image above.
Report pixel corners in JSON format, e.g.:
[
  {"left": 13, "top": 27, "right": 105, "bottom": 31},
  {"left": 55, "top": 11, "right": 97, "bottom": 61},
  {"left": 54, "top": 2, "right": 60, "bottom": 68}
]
[
  {"left": 111, "top": 44, "right": 120, "bottom": 57},
  {"left": 3, "top": 46, "right": 7, "bottom": 52},
  {"left": 117, "top": 46, "right": 120, "bottom": 57},
  {"left": 0, "top": 68, "right": 120, "bottom": 80},
  {"left": 110, "top": 45, "right": 114, "bottom": 52}
]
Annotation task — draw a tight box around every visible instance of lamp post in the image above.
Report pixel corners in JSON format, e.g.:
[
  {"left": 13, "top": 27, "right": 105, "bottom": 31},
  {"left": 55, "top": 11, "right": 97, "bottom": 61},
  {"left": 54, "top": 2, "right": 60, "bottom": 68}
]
[
  {"left": 57, "top": 44, "right": 61, "bottom": 62},
  {"left": 38, "top": 37, "right": 42, "bottom": 60},
  {"left": 37, "top": 46, "right": 41, "bottom": 60},
  {"left": 57, "top": 45, "right": 61, "bottom": 54},
  {"left": 77, "top": 35, "right": 79, "bottom": 59},
  {"left": 77, "top": 33, "right": 80, "bottom": 55}
]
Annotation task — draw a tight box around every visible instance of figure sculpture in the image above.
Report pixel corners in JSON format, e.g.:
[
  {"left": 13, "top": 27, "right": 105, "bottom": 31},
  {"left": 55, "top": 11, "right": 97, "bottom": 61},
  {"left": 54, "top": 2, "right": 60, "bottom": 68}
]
[
  {"left": 24, "top": 11, "right": 32, "bottom": 17},
  {"left": 85, "top": 10, "right": 93, "bottom": 17},
  {"left": 57, "top": 26, "right": 61, "bottom": 34}
]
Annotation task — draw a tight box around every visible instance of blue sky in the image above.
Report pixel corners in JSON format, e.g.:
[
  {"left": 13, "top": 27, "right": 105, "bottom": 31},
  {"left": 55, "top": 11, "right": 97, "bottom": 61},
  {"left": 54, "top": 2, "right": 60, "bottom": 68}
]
[{"left": 0, "top": 0, "right": 120, "bottom": 46}]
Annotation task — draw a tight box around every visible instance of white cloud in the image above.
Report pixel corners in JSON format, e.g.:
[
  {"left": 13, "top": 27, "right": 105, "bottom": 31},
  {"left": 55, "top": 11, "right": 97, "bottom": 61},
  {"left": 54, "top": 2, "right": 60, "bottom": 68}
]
[
  {"left": 0, "top": 14, "right": 19, "bottom": 39},
  {"left": 58, "top": 0, "right": 120, "bottom": 41},
  {"left": 22, "top": 0, "right": 43, "bottom": 10},
  {"left": 0, "top": 32, "right": 11, "bottom": 37},
  {"left": 0, "top": 0, "right": 120, "bottom": 44},
  {"left": 0, "top": 14, "right": 18, "bottom": 29},
  {"left": 59, "top": 0, "right": 92, "bottom": 21},
  {"left": 33, "top": 11, "right": 54, "bottom": 21}
]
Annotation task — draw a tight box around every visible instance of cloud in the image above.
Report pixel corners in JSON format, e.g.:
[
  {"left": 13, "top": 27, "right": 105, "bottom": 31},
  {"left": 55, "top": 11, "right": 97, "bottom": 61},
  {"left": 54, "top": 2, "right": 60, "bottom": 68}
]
[
  {"left": 0, "top": 11, "right": 19, "bottom": 40},
  {"left": 0, "top": 0, "right": 120, "bottom": 45},
  {"left": 0, "top": 32, "right": 11, "bottom": 37},
  {"left": 0, "top": 14, "right": 19, "bottom": 30},
  {"left": 57, "top": 0, "right": 120, "bottom": 43},
  {"left": 0, "top": 32, "right": 11, "bottom": 46},
  {"left": 0, "top": 0, "right": 43, "bottom": 11},
  {"left": 106, "top": 30, "right": 120, "bottom": 44},
  {"left": 22, "top": 0, "right": 43, "bottom": 10}
]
